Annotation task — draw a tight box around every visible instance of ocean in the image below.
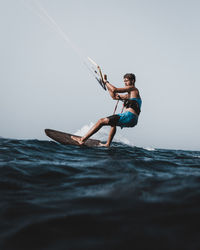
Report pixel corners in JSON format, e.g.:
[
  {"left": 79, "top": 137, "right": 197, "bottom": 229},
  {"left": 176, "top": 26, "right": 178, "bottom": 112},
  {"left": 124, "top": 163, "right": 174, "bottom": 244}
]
[{"left": 1, "top": 136, "right": 200, "bottom": 250}]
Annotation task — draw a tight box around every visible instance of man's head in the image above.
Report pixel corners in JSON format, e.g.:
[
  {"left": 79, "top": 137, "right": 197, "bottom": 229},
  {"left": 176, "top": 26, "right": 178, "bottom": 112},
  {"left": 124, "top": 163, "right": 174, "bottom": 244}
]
[{"left": 123, "top": 73, "right": 136, "bottom": 86}]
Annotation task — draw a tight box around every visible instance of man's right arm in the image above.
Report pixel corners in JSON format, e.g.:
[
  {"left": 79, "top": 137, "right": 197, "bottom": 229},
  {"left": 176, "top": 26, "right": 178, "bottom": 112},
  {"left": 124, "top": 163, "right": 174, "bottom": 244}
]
[{"left": 105, "top": 81, "right": 127, "bottom": 100}]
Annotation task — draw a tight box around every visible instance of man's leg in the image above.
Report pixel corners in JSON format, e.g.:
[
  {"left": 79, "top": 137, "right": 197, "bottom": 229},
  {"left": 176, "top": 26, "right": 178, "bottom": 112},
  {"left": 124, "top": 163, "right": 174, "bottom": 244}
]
[
  {"left": 100, "top": 126, "right": 116, "bottom": 147},
  {"left": 71, "top": 117, "right": 110, "bottom": 145}
]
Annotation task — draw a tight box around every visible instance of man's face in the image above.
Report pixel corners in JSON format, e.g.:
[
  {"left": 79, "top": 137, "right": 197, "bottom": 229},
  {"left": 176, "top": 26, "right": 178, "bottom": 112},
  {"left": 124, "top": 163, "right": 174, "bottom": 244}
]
[{"left": 124, "top": 78, "right": 132, "bottom": 86}]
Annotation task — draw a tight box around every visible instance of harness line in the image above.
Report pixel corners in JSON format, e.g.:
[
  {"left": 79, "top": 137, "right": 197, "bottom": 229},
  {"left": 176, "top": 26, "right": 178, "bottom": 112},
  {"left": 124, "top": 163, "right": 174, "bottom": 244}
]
[
  {"left": 24, "top": 0, "right": 106, "bottom": 91},
  {"left": 24, "top": 0, "right": 123, "bottom": 113}
]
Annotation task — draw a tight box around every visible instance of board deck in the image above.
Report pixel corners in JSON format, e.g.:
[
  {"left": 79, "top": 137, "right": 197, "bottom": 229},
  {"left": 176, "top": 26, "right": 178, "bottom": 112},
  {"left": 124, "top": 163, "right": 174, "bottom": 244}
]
[{"left": 45, "top": 129, "right": 101, "bottom": 147}]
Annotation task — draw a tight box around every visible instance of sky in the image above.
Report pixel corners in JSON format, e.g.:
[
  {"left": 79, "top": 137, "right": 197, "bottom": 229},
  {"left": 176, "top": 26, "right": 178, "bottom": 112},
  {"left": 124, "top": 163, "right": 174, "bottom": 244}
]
[{"left": 0, "top": 0, "right": 200, "bottom": 150}]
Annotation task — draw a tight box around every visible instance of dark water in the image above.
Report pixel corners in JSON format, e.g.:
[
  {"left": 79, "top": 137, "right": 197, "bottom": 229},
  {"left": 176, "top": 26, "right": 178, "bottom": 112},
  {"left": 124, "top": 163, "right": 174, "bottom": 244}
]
[{"left": 0, "top": 138, "right": 200, "bottom": 250}]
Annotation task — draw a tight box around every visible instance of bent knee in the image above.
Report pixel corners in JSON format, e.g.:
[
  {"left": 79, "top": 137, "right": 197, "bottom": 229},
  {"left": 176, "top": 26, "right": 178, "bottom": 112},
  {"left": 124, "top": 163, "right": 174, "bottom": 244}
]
[{"left": 98, "top": 118, "right": 109, "bottom": 125}]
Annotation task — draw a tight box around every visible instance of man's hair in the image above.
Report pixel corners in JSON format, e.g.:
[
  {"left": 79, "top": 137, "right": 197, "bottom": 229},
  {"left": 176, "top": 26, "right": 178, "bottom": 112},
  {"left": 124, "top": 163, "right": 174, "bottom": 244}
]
[{"left": 123, "top": 73, "right": 136, "bottom": 83}]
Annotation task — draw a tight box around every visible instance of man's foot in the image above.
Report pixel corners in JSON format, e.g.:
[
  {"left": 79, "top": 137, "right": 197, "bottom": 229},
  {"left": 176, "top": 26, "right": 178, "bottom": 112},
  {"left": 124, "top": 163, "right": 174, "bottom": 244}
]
[
  {"left": 99, "top": 142, "right": 109, "bottom": 147},
  {"left": 71, "top": 136, "right": 85, "bottom": 145}
]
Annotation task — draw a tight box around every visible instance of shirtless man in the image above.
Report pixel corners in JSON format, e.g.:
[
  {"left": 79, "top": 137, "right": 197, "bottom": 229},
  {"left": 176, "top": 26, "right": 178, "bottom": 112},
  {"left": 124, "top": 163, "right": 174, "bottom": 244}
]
[{"left": 71, "top": 73, "right": 142, "bottom": 147}]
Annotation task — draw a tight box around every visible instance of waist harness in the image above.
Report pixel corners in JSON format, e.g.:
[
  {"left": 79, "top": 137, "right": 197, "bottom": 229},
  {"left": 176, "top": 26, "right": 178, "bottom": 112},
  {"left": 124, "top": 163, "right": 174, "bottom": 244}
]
[{"left": 123, "top": 99, "right": 141, "bottom": 115}]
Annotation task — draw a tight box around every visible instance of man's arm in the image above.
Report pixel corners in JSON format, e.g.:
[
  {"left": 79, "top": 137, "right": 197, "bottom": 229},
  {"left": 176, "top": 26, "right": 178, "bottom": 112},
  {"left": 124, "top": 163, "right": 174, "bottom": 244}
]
[
  {"left": 104, "top": 80, "right": 128, "bottom": 100},
  {"left": 113, "top": 86, "right": 135, "bottom": 93}
]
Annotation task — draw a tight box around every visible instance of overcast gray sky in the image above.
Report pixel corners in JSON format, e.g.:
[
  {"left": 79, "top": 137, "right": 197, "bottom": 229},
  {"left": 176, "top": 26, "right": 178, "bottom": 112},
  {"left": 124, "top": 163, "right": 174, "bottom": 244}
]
[{"left": 0, "top": 0, "right": 200, "bottom": 150}]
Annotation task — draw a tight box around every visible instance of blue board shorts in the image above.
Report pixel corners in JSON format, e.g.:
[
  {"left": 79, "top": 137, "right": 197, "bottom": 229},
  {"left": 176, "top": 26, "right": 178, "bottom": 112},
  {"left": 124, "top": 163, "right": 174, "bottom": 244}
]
[{"left": 107, "top": 111, "right": 138, "bottom": 128}]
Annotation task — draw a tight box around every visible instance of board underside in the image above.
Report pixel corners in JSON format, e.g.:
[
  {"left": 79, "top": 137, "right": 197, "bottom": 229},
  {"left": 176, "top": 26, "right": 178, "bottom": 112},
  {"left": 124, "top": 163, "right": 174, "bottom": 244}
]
[{"left": 45, "top": 129, "right": 101, "bottom": 147}]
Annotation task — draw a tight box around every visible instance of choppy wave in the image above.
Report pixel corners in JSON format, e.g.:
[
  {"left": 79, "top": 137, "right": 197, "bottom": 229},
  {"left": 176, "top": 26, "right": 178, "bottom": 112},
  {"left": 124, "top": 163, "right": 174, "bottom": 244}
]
[{"left": 0, "top": 137, "right": 200, "bottom": 250}]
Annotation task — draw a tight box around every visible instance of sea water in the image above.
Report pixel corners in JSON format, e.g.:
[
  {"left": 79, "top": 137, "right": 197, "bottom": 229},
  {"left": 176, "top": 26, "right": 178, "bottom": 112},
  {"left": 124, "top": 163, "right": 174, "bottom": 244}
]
[{"left": 0, "top": 134, "right": 200, "bottom": 250}]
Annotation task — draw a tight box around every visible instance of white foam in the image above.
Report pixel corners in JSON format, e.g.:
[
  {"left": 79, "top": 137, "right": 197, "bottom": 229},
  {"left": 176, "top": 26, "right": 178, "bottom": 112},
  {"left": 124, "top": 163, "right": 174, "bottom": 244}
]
[
  {"left": 74, "top": 122, "right": 94, "bottom": 137},
  {"left": 143, "top": 147, "right": 156, "bottom": 151},
  {"left": 74, "top": 122, "right": 133, "bottom": 146}
]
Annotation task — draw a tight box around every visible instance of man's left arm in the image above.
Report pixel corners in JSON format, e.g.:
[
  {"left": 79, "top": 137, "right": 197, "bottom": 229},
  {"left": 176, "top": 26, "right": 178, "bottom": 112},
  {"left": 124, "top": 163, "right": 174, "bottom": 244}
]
[{"left": 114, "top": 86, "right": 135, "bottom": 93}]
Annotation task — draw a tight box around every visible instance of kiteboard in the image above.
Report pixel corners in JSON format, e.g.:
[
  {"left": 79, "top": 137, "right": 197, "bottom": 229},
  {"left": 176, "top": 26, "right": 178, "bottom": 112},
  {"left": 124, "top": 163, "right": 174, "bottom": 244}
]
[{"left": 45, "top": 129, "right": 101, "bottom": 147}]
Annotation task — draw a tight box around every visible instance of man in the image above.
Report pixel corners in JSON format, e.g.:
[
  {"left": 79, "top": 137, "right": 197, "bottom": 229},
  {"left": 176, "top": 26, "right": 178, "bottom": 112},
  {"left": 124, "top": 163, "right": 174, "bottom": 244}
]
[{"left": 71, "top": 73, "right": 142, "bottom": 147}]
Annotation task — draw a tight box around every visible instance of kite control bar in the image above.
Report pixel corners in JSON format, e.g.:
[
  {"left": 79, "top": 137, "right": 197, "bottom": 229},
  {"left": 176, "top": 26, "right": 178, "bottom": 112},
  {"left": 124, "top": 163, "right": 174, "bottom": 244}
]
[{"left": 87, "top": 57, "right": 107, "bottom": 90}]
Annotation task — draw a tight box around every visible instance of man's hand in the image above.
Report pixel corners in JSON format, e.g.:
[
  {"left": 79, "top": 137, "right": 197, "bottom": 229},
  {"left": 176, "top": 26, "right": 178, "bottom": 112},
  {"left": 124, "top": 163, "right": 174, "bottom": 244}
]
[{"left": 103, "top": 74, "right": 107, "bottom": 84}]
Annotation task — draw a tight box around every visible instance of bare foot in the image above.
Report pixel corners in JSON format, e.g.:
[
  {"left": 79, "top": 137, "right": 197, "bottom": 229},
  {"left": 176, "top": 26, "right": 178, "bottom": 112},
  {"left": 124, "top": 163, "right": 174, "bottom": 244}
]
[
  {"left": 99, "top": 143, "right": 109, "bottom": 147},
  {"left": 71, "top": 136, "right": 85, "bottom": 145}
]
